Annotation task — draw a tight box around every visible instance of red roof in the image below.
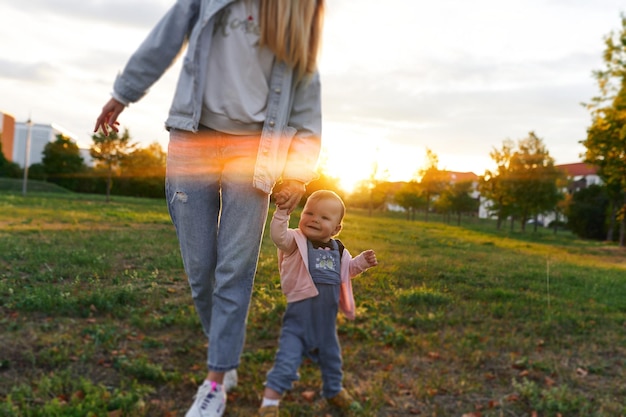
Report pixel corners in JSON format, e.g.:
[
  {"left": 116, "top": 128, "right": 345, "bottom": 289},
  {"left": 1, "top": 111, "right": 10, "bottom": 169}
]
[
  {"left": 556, "top": 163, "right": 598, "bottom": 177},
  {"left": 446, "top": 171, "right": 478, "bottom": 182}
]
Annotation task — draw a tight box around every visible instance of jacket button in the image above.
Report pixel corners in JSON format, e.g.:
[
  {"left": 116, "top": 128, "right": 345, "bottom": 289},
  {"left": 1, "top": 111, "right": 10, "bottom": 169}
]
[
  {"left": 274, "top": 87, "right": 281, "bottom": 94},
  {"left": 268, "top": 120, "right": 275, "bottom": 127}
]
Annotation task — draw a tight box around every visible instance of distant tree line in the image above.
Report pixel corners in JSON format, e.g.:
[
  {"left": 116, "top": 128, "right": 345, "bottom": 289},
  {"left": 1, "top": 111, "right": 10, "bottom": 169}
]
[
  {"left": 0, "top": 129, "right": 167, "bottom": 201},
  {"left": 0, "top": 126, "right": 621, "bottom": 245}
]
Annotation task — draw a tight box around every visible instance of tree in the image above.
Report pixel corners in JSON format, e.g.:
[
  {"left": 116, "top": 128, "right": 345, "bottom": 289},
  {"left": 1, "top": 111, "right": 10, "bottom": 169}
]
[
  {"left": 508, "top": 132, "right": 563, "bottom": 231},
  {"left": 418, "top": 148, "right": 447, "bottom": 222},
  {"left": 479, "top": 134, "right": 563, "bottom": 231},
  {"left": 566, "top": 185, "right": 609, "bottom": 240},
  {"left": 438, "top": 180, "right": 479, "bottom": 226},
  {"left": 479, "top": 140, "right": 515, "bottom": 230},
  {"left": 90, "top": 128, "right": 136, "bottom": 202},
  {"left": 582, "top": 14, "right": 626, "bottom": 246},
  {"left": 0, "top": 138, "right": 21, "bottom": 178},
  {"left": 394, "top": 180, "right": 425, "bottom": 220},
  {"left": 120, "top": 141, "right": 166, "bottom": 178},
  {"left": 347, "top": 160, "right": 389, "bottom": 214},
  {"left": 42, "top": 134, "right": 85, "bottom": 178}
]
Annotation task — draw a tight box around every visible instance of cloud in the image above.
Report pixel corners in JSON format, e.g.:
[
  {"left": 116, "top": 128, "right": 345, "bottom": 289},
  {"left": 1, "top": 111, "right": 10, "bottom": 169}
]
[
  {"left": 5, "top": 0, "right": 170, "bottom": 29},
  {"left": 0, "top": 59, "right": 58, "bottom": 83}
]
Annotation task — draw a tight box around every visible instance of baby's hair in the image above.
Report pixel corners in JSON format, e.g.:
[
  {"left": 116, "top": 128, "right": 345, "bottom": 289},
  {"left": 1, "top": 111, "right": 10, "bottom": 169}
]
[{"left": 306, "top": 190, "right": 345, "bottom": 221}]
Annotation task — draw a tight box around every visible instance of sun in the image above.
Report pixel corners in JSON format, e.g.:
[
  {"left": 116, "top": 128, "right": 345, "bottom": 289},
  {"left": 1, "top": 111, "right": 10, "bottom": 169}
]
[{"left": 318, "top": 123, "right": 423, "bottom": 194}]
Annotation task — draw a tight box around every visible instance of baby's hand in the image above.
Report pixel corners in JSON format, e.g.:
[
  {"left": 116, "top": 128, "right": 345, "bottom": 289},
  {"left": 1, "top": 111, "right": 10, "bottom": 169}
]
[
  {"left": 273, "top": 191, "right": 290, "bottom": 209},
  {"left": 363, "top": 250, "right": 378, "bottom": 267}
]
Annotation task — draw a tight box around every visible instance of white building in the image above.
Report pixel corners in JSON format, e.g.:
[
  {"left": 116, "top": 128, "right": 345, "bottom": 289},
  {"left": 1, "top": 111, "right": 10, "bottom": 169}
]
[{"left": 12, "top": 122, "right": 87, "bottom": 167}]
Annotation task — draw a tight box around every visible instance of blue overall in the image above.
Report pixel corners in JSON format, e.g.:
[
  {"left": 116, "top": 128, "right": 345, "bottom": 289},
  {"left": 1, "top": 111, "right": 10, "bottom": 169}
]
[{"left": 265, "top": 239, "right": 344, "bottom": 398}]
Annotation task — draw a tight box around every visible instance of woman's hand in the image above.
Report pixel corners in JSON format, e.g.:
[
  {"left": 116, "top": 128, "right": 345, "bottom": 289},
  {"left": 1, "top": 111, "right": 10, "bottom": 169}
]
[
  {"left": 94, "top": 98, "right": 125, "bottom": 136},
  {"left": 274, "top": 180, "right": 305, "bottom": 214}
]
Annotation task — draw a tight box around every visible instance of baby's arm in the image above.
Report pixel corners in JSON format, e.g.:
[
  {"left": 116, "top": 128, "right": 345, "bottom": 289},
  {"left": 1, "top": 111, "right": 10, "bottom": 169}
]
[
  {"left": 348, "top": 249, "right": 378, "bottom": 277},
  {"left": 269, "top": 205, "right": 298, "bottom": 253}
]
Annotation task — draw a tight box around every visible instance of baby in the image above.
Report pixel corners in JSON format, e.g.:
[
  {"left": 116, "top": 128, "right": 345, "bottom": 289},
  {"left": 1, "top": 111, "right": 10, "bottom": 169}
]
[{"left": 257, "top": 190, "right": 378, "bottom": 416}]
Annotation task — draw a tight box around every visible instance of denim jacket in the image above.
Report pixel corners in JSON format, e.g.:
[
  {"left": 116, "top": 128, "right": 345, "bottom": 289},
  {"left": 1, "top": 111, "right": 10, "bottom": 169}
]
[{"left": 112, "top": 0, "right": 322, "bottom": 193}]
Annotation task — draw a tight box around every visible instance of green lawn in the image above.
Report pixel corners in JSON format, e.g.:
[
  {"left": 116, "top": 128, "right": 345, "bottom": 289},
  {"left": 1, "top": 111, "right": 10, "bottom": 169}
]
[{"left": 1, "top": 190, "right": 624, "bottom": 416}]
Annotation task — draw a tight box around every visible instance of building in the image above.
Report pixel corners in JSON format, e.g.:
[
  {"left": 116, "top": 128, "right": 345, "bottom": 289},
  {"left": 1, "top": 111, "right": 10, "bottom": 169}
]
[
  {"left": 0, "top": 111, "right": 16, "bottom": 161},
  {"left": 557, "top": 162, "right": 601, "bottom": 193},
  {"left": 12, "top": 122, "right": 80, "bottom": 168}
]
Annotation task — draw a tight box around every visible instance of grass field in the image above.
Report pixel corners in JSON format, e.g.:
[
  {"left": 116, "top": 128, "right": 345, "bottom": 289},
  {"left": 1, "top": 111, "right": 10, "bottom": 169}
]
[{"left": 1, "top": 188, "right": 625, "bottom": 416}]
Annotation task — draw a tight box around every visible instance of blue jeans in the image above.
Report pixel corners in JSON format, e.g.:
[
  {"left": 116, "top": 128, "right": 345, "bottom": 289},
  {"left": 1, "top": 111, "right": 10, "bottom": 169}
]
[{"left": 166, "top": 127, "right": 270, "bottom": 372}]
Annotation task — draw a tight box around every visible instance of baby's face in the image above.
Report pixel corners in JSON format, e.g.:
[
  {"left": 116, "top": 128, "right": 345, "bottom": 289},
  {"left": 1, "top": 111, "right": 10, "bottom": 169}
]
[{"left": 298, "top": 198, "right": 343, "bottom": 242}]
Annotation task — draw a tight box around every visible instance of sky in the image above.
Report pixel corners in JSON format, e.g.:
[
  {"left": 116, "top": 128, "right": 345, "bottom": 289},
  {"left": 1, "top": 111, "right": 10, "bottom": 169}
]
[{"left": 0, "top": 0, "right": 624, "bottom": 192}]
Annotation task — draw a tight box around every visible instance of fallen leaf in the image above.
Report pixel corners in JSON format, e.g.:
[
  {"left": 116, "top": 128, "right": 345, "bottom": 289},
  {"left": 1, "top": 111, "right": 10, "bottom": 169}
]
[
  {"left": 108, "top": 410, "right": 122, "bottom": 417},
  {"left": 576, "top": 367, "right": 588, "bottom": 377},
  {"left": 518, "top": 370, "right": 529, "bottom": 377},
  {"left": 301, "top": 390, "right": 315, "bottom": 402},
  {"left": 408, "top": 407, "right": 421, "bottom": 415},
  {"left": 544, "top": 376, "right": 556, "bottom": 387},
  {"left": 427, "top": 352, "right": 440, "bottom": 360},
  {"left": 384, "top": 396, "right": 396, "bottom": 407}
]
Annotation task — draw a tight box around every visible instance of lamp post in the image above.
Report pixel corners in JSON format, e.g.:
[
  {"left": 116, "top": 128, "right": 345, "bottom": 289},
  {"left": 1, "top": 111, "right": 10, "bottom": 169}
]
[{"left": 22, "top": 118, "right": 33, "bottom": 196}]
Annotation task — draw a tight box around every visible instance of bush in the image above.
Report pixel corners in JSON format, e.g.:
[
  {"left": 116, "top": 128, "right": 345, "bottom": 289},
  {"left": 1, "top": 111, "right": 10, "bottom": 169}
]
[{"left": 565, "top": 185, "right": 608, "bottom": 240}]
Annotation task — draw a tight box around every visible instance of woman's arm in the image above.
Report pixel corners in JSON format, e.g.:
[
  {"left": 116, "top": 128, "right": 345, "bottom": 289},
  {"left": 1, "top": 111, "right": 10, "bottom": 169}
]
[
  {"left": 282, "top": 71, "right": 322, "bottom": 185},
  {"left": 112, "top": 0, "right": 201, "bottom": 104}
]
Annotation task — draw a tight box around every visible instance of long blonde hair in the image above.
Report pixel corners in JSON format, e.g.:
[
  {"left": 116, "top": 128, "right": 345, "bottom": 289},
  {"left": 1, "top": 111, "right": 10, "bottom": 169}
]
[{"left": 259, "top": 0, "right": 324, "bottom": 80}]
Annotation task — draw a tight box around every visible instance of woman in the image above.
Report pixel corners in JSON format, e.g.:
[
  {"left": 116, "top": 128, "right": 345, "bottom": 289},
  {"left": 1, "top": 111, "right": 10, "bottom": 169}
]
[{"left": 94, "top": 1, "right": 324, "bottom": 415}]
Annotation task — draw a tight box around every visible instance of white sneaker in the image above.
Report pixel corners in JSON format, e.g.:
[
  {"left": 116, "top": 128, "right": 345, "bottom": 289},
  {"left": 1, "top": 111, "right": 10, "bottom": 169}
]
[
  {"left": 223, "top": 369, "right": 238, "bottom": 393},
  {"left": 185, "top": 380, "right": 226, "bottom": 417}
]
